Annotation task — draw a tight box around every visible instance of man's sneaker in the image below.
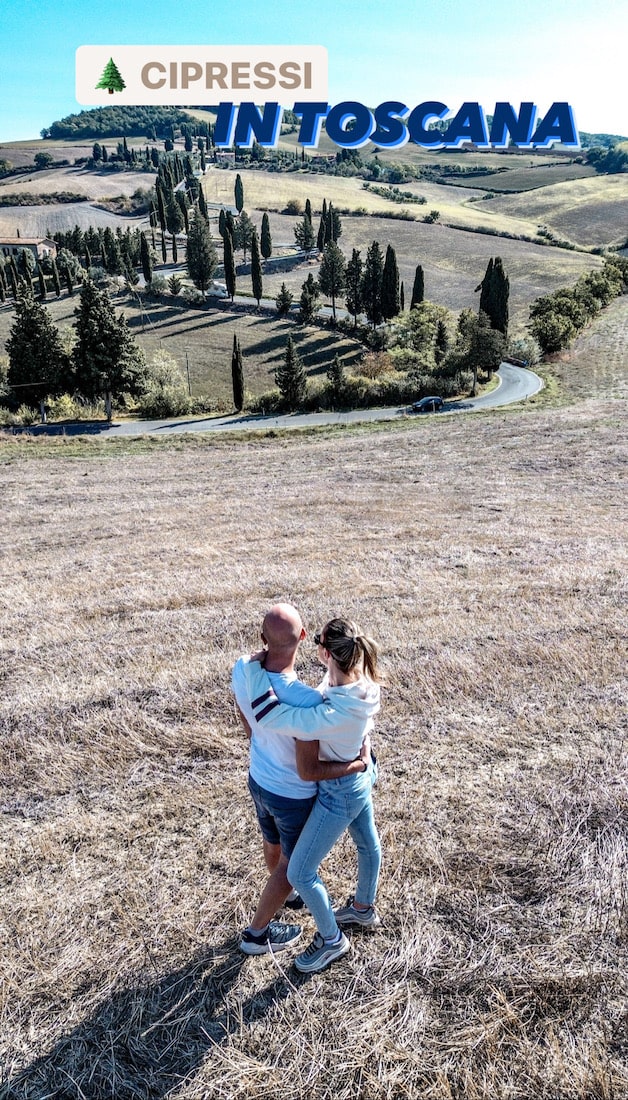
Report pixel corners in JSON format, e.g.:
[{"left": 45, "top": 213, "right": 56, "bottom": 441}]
[
  {"left": 284, "top": 891, "right": 305, "bottom": 911},
  {"left": 239, "top": 920, "right": 301, "bottom": 956},
  {"left": 333, "top": 896, "right": 381, "bottom": 929},
  {"left": 294, "top": 931, "right": 350, "bottom": 973}
]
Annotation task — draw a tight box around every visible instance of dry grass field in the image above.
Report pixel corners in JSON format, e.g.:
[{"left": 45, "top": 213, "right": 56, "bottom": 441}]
[
  {"left": 0, "top": 304, "right": 626, "bottom": 1097},
  {"left": 482, "top": 176, "right": 628, "bottom": 250}
]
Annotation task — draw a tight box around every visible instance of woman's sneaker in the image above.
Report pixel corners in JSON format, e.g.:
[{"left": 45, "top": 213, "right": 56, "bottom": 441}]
[
  {"left": 284, "top": 890, "right": 306, "bottom": 911},
  {"left": 294, "top": 931, "right": 350, "bottom": 973},
  {"left": 239, "top": 920, "right": 301, "bottom": 955},
  {"left": 333, "top": 896, "right": 381, "bottom": 929}
]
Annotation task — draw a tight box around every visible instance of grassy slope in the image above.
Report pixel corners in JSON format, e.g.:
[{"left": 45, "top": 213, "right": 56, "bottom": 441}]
[
  {"left": 482, "top": 174, "right": 628, "bottom": 248},
  {"left": 1, "top": 323, "right": 626, "bottom": 1096}
]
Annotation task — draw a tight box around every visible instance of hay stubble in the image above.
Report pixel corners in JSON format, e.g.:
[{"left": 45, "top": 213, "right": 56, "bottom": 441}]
[{"left": 1, "top": 397, "right": 626, "bottom": 1098}]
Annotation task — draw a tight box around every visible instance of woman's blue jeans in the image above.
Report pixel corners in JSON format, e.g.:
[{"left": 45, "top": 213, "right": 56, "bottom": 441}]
[{"left": 287, "top": 762, "right": 381, "bottom": 940}]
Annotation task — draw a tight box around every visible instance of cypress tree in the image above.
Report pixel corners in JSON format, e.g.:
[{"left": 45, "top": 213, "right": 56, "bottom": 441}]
[
  {"left": 492, "top": 257, "right": 509, "bottom": 335},
  {"left": 411, "top": 264, "right": 425, "bottom": 308},
  {"left": 234, "top": 173, "right": 244, "bottom": 213},
  {"left": 231, "top": 334, "right": 244, "bottom": 411},
  {"left": 51, "top": 258, "right": 61, "bottom": 298},
  {"left": 316, "top": 214, "right": 326, "bottom": 253},
  {"left": 250, "top": 229, "right": 263, "bottom": 306},
  {"left": 176, "top": 190, "right": 189, "bottom": 234},
  {"left": 400, "top": 281, "right": 405, "bottom": 311},
  {"left": 198, "top": 185, "right": 208, "bottom": 222},
  {"left": 381, "top": 244, "right": 400, "bottom": 320},
  {"left": 260, "top": 212, "right": 272, "bottom": 260},
  {"left": 275, "top": 335, "right": 307, "bottom": 410},
  {"left": 37, "top": 264, "right": 47, "bottom": 301},
  {"left": 477, "top": 256, "right": 509, "bottom": 334},
  {"left": 219, "top": 208, "right": 227, "bottom": 238},
  {"left": 361, "top": 241, "right": 384, "bottom": 327},
  {"left": 155, "top": 180, "right": 166, "bottom": 233},
  {"left": 223, "top": 229, "right": 236, "bottom": 300},
  {"left": 345, "top": 248, "right": 363, "bottom": 328},
  {"left": 305, "top": 198, "right": 312, "bottom": 223},
  {"left": 140, "top": 233, "right": 153, "bottom": 285},
  {"left": 478, "top": 257, "right": 494, "bottom": 318}
]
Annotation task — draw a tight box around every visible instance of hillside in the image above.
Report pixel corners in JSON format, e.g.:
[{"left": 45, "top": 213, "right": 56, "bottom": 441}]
[{"left": 1, "top": 318, "right": 626, "bottom": 1096}]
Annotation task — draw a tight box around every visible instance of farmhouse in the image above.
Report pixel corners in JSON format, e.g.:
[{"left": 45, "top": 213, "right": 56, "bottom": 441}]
[{"left": 0, "top": 237, "right": 57, "bottom": 260}]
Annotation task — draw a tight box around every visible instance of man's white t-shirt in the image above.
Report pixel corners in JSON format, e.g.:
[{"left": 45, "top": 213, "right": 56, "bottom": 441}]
[{"left": 232, "top": 657, "right": 323, "bottom": 800}]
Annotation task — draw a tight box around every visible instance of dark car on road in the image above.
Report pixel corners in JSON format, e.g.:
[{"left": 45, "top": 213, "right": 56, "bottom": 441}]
[{"left": 411, "top": 396, "right": 444, "bottom": 413}]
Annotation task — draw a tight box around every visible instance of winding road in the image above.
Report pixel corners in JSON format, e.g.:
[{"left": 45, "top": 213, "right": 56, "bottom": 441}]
[{"left": 23, "top": 362, "right": 543, "bottom": 439}]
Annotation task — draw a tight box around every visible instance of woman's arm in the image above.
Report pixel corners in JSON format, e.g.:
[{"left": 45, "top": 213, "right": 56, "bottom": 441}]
[{"left": 295, "top": 736, "right": 371, "bottom": 781}]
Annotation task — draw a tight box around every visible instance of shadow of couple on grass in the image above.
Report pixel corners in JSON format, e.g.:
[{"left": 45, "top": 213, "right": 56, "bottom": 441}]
[{"left": 2, "top": 939, "right": 309, "bottom": 1099}]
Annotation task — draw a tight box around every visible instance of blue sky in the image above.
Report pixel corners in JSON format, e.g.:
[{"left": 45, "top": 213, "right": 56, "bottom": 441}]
[{"left": 1, "top": 0, "right": 626, "bottom": 143}]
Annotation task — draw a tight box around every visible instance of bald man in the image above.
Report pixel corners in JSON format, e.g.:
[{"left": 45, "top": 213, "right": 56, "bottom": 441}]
[{"left": 232, "top": 603, "right": 367, "bottom": 955}]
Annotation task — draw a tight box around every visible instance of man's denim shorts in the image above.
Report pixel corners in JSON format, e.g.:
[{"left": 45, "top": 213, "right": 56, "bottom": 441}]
[{"left": 248, "top": 774, "right": 316, "bottom": 858}]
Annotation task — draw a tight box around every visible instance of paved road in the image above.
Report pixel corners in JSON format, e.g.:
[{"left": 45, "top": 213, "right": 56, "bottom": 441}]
[{"left": 21, "top": 363, "right": 543, "bottom": 439}]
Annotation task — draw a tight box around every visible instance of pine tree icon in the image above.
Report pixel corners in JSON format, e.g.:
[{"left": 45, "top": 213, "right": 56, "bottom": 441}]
[{"left": 96, "top": 58, "right": 126, "bottom": 95}]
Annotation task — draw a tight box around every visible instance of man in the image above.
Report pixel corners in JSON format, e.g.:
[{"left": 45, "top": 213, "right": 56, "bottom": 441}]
[{"left": 232, "top": 603, "right": 368, "bottom": 955}]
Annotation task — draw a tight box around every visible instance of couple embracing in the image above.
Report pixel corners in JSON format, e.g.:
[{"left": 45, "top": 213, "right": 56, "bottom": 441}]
[{"left": 232, "top": 603, "right": 382, "bottom": 974}]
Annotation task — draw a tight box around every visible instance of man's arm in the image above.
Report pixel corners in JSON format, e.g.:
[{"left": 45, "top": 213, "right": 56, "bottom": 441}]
[
  {"left": 244, "top": 659, "right": 361, "bottom": 740},
  {"left": 235, "top": 703, "right": 252, "bottom": 740},
  {"left": 295, "top": 736, "right": 371, "bottom": 781}
]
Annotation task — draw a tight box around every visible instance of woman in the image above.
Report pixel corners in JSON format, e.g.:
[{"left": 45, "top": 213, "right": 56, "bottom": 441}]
[{"left": 244, "top": 617, "right": 382, "bottom": 974}]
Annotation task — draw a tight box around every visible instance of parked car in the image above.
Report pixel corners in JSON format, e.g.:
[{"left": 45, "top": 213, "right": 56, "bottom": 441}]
[
  {"left": 206, "top": 282, "right": 229, "bottom": 299},
  {"left": 411, "top": 396, "right": 444, "bottom": 413}
]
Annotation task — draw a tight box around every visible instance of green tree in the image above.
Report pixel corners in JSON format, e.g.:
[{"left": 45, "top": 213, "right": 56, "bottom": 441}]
[
  {"left": 140, "top": 233, "right": 153, "bottom": 285},
  {"left": 51, "top": 257, "right": 61, "bottom": 298},
  {"left": 328, "top": 202, "right": 342, "bottom": 243},
  {"left": 231, "top": 334, "right": 244, "bottom": 411},
  {"left": 250, "top": 229, "right": 263, "bottom": 307},
  {"left": 294, "top": 213, "right": 316, "bottom": 252},
  {"left": 234, "top": 173, "right": 244, "bottom": 213},
  {"left": 165, "top": 187, "right": 184, "bottom": 264},
  {"left": 238, "top": 211, "right": 255, "bottom": 263},
  {"left": 37, "top": 264, "right": 47, "bottom": 301},
  {"left": 298, "top": 273, "right": 320, "bottom": 324},
  {"left": 7, "top": 287, "right": 72, "bottom": 416},
  {"left": 326, "top": 353, "right": 346, "bottom": 408},
  {"left": 345, "top": 249, "right": 363, "bottom": 328},
  {"left": 197, "top": 185, "right": 209, "bottom": 222},
  {"left": 450, "top": 310, "right": 506, "bottom": 395},
  {"left": 318, "top": 240, "right": 346, "bottom": 323},
  {"left": 186, "top": 213, "right": 217, "bottom": 292},
  {"left": 411, "top": 264, "right": 424, "bottom": 308},
  {"left": 223, "top": 229, "right": 236, "bottom": 300},
  {"left": 73, "top": 280, "right": 146, "bottom": 420},
  {"left": 477, "top": 256, "right": 509, "bottom": 335},
  {"left": 381, "top": 244, "right": 400, "bottom": 320},
  {"left": 95, "top": 58, "right": 126, "bottom": 95},
  {"left": 275, "top": 282, "right": 293, "bottom": 316},
  {"left": 275, "top": 335, "right": 307, "bottom": 410},
  {"left": 361, "top": 241, "right": 384, "bottom": 327},
  {"left": 34, "top": 151, "right": 54, "bottom": 170},
  {"left": 260, "top": 212, "right": 273, "bottom": 260}
]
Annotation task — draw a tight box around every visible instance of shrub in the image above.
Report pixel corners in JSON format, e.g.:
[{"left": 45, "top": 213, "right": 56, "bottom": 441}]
[
  {"left": 137, "top": 350, "right": 191, "bottom": 418},
  {"left": 47, "top": 394, "right": 82, "bottom": 421}
]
